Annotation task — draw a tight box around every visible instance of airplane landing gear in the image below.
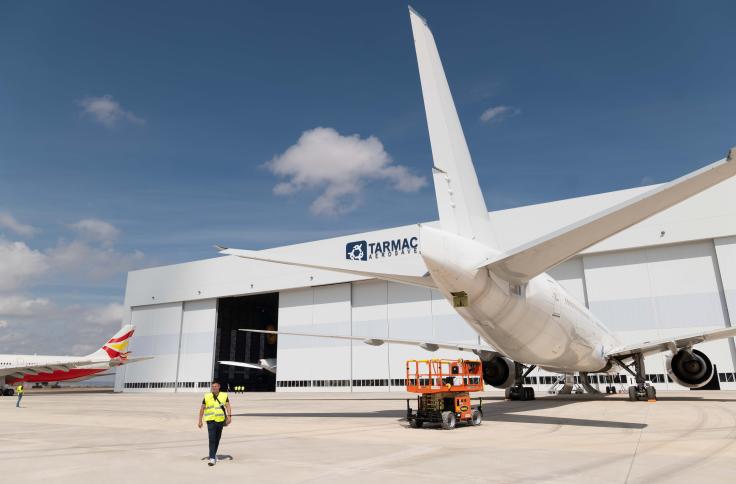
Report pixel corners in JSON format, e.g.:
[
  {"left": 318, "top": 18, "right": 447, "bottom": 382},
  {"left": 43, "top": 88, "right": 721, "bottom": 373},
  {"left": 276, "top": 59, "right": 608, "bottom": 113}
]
[
  {"left": 615, "top": 353, "right": 656, "bottom": 402},
  {"left": 505, "top": 363, "right": 536, "bottom": 401},
  {"left": 505, "top": 386, "right": 535, "bottom": 401}
]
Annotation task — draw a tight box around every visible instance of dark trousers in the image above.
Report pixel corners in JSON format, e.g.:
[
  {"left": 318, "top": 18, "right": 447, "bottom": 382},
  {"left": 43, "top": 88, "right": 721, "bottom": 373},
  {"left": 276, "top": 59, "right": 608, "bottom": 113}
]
[{"left": 206, "top": 420, "right": 224, "bottom": 459}]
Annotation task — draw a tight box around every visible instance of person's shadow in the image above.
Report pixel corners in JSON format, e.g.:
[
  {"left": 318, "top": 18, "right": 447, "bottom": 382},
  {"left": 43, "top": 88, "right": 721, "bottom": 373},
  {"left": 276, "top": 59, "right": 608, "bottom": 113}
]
[{"left": 200, "top": 455, "right": 233, "bottom": 462}]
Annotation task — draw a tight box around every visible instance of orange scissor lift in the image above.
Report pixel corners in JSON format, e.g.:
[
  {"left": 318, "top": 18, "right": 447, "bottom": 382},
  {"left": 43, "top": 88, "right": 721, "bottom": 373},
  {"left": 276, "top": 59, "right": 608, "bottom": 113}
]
[{"left": 405, "top": 359, "right": 484, "bottom": 429}]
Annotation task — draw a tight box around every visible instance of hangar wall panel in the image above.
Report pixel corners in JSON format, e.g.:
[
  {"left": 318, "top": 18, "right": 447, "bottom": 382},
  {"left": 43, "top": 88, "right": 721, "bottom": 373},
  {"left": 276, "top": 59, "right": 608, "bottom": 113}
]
[
  {"left": 124, "top": 302, "right": 183, "bottom": 391},
  {"left": 714, "top": 236, "right": 736, "bottom": 369},
  {"left": 275, "top": 287, "right": 315, "bottom": 388},
  {"left": 548, "top": 257, "right": 587, "bottom": 306},
  {"left": 386, "top": 283, "right": 436, "bottom": 380},
  {"left": 583, "top": 241, "right": 726, "bottom": 332},
  {"left": 311, "top": 284, "right": 352, "bottom": 391},
  {"left": 276, "top": 284, "right": 351, "bottom": 392},
  {"left": 715, "top": 237, "right": 736, "bottom": 325},
  {"left": 351, "top": 280, "right": 390, "bottom": 391},
  {"left": 176, "top": 299, "right": 217, "bottom": 390}
]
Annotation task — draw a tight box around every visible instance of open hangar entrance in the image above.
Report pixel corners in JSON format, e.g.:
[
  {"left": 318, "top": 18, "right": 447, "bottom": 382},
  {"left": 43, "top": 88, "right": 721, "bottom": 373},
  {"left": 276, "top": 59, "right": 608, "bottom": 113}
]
[{"left": 214, "top": 292, "right": 279, "bottom": 392}]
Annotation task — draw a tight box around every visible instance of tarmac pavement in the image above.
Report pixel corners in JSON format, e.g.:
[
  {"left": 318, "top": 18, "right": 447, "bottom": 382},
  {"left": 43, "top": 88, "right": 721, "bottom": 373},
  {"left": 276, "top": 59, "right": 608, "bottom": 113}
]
[{"left": 2, "top": 390, "right": 736, "bottom": 483}]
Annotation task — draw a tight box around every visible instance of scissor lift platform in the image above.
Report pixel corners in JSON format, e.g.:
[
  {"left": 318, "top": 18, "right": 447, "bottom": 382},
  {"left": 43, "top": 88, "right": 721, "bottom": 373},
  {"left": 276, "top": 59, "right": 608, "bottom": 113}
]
[{"left": 405, "top": 359, "right": 484, "bottom": 429}]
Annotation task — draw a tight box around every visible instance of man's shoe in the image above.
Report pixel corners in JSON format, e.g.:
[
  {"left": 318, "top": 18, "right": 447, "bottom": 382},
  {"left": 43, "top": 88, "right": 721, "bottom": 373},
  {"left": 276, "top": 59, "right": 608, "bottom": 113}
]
[{"left": 208, "top": 458, "right": 216, "bottom": 466}]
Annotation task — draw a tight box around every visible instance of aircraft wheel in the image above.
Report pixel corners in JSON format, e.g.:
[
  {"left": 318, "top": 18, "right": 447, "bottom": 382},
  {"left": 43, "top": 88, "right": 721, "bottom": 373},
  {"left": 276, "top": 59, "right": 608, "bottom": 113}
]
[
  {"left": 645, "top": 386, "right": 656, "bottom": 401},
  {"left": 525, "top": 387, "right": 535, "bottom": 400},
  {"left": 470, "top": 409, "right": 482, "bottom": 426},
  {"left": 410, "top": 419, "right": 423, "bottom": 429},
  {"left": 441, "top": 411, "right": 456, "bottom": 430},
  {"left": 505, "top": 387, "right": 513, "bottom": 400},
  {"left": 628, "top": 386, "right": 638, "bottom": 401}
]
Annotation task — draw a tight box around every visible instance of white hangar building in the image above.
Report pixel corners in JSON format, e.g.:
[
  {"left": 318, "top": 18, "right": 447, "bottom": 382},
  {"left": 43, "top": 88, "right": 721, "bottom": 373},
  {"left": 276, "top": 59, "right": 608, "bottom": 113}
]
[{"left": 114, "top": 176, "right": 736, "bottom": 394}]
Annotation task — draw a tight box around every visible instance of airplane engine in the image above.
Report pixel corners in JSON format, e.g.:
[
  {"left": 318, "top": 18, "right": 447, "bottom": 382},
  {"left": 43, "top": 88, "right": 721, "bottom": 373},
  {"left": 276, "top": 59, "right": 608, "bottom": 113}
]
[
  {"left": 482, "top": 356, "right": 517, "bottom": 389},
  {"left": 666, "top": 349, "right": 714, "bottom": 388}
]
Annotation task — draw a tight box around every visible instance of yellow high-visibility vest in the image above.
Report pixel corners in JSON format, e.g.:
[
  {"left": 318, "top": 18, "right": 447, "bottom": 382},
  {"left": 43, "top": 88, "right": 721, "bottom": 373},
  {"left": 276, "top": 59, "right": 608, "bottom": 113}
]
[
  {"left": 203, "top": 392, "right": 228, "bottom": 422},
  {"left": 16, "top": 385, "right": 23, "bottom": 394}
]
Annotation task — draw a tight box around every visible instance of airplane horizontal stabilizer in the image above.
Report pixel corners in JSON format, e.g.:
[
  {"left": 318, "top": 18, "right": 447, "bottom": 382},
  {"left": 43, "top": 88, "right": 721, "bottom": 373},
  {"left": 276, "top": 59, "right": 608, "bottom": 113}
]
[
  {"left": 116, "top": 356, "right": 154, "bottom": 365},
  {"left": 240, "top": 329, "right": 500, "bottom": 360},
  {"left": 218, "top": 247, "right": 436, "bottom": 288},
  {"left": 606, "top": 326, "right": 736, "bottom": 359},
  {"left": 482, "top": 149, "right": 736, "bottom": 283}
]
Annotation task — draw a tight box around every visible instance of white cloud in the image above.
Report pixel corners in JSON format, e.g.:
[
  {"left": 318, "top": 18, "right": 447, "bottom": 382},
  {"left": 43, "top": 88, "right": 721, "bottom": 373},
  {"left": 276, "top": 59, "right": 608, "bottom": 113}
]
[
  {"left": 79, "top": 95, "right": 145, "bottom": 127},
  {"left": 0, "top": 299, "right": 126, "bottom": 355},
  {"left": 0, "top": 295, "right": 50, "bottom": 316},
  {"left": 47, "top": 240, "right": 144, "bottom": 281},
  {"left": 70, "top": 218, "right": 120, "bottom": 245},
  {"left": 0, "top": 218, "right": 141, "bottom": 292},
  {"left": 266, "top": 127, "right": 426, "bottom": 215},
  {"left": 480, "top": 105, "right": 520, "bottom": 123},
  {"left": 0, "top": 238, "right": 49, "bottom": 291},
  {"left": 83, "top": 303, "right": 124, "bottom": 326},
  {"left": 0, "top": 217, "right": 140, "bottom": 354},
  {"left": 0, "top": 212, "right": 38, "bottom": 237}
]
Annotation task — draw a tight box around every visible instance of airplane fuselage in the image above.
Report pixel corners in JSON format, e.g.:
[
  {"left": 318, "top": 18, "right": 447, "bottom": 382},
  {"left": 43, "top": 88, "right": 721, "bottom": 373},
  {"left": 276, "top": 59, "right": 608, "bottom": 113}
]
[
  {"left": 0, "top": 354, "right": 110, "bottom": 384},
  {"left": 420, "top": 225, "right": 620, "bottom": 372}
]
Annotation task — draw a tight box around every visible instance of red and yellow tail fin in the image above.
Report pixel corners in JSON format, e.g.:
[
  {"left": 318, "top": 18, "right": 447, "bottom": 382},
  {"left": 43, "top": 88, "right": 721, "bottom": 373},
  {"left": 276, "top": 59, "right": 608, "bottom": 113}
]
[{"left": 89, "top": 325, "right": 135, "bottom": 360}]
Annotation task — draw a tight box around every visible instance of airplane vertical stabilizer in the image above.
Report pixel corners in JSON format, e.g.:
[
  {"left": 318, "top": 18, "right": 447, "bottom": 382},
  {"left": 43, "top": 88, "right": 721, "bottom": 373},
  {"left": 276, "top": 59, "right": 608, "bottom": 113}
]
[
  {"left": 87, "top": 325, "right": 135, "bottom": 361},
  {"left": 409, "top": 7, "right": 497, "bottom": 247}
]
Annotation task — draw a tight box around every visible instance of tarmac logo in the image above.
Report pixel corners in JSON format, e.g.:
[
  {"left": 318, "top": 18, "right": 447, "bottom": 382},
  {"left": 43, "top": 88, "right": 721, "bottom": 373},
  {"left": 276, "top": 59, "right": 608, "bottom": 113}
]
[
  {"left": 345, "top": 237, "right": 418, "bottom": 261},
  {"left": 346, "top": 241, "right": 367, "bottom": 261}
]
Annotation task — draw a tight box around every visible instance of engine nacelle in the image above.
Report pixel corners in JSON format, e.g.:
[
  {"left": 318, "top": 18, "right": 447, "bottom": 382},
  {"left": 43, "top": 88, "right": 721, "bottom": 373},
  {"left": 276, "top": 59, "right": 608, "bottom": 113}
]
[
  {"left": 482, "top": 356, "right": 517, "bottom": 389},
  {"left": 666, "top": 348, "right": 714, "bottom": 388}
]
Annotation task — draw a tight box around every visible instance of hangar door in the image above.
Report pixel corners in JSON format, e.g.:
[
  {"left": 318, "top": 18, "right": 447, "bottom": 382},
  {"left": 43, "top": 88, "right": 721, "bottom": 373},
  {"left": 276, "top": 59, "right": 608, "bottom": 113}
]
[{"left": 214, "top": 293, "right": 278, "bottom": 392}]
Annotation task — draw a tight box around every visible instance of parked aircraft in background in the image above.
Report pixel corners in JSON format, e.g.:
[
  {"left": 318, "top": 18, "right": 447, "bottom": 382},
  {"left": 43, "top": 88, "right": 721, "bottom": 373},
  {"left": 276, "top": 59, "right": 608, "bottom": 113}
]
[
  {"left": 219, "top": 8, "right": 736, "bottom": 402},
  {"left": 0, "top": 325, "right": 151, "bottom": 395},
  {"left": 219, "top": 358, "right": 277, "bottom": 374}
]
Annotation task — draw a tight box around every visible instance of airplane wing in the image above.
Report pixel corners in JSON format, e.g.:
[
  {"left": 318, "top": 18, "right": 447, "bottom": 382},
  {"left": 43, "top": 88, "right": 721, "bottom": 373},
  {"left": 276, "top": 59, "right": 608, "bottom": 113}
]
[
  {"left": 219, "top": 360, "right": 267, "bottom": 370},
  {"left": 240, "top": 329, "right": 500, "bottom": 360},
  {"left": 481, "top": 148, "right": 736, "bottom": 283},
  {"left": 217, "top": 247, "right": 437, "bottom": 289},
  {"left": 606, "top": 326, "right": 736, "bottom": 359},
  {"left": 0, "top": 359, "right": 95, "bottom": 379},
  {"left": 62, "top": 371, "right": 115, "bottom": 382}
]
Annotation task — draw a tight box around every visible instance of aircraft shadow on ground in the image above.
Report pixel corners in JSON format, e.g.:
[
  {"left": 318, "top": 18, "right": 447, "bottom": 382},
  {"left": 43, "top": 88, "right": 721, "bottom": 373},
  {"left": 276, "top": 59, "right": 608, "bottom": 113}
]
[{"left": 233, "top": 397, "right": 647, "bottom": 429}]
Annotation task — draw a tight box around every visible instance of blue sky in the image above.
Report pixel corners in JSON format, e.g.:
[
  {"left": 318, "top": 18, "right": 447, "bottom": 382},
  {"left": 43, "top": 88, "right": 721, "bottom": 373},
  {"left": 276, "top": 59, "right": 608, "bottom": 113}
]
[{"left": 1, "top": 1, "right": 735, "bottom": 355}]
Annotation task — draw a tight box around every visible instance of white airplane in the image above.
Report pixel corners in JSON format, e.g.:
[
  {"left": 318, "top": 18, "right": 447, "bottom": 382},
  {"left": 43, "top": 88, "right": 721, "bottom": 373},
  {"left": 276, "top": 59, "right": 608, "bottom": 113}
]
[
  {"left": 0, "top": 324, "right": 151, "bottom": 395},
  {"left": 217, "top": 7, "right": 736, "bottom": 402},
  {"left": 218, "top": 358, "right": 277, "bottom": 374}
]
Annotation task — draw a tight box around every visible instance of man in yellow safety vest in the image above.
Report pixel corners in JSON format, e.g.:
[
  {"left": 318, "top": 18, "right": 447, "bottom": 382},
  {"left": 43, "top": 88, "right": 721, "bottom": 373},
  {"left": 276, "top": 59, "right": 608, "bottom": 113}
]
[
  {"left": 16, "top": 383, "right": 24, "bottom": 408},
  {"left": 197, "top": 380, "right": 231, "bottom": 466}
]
